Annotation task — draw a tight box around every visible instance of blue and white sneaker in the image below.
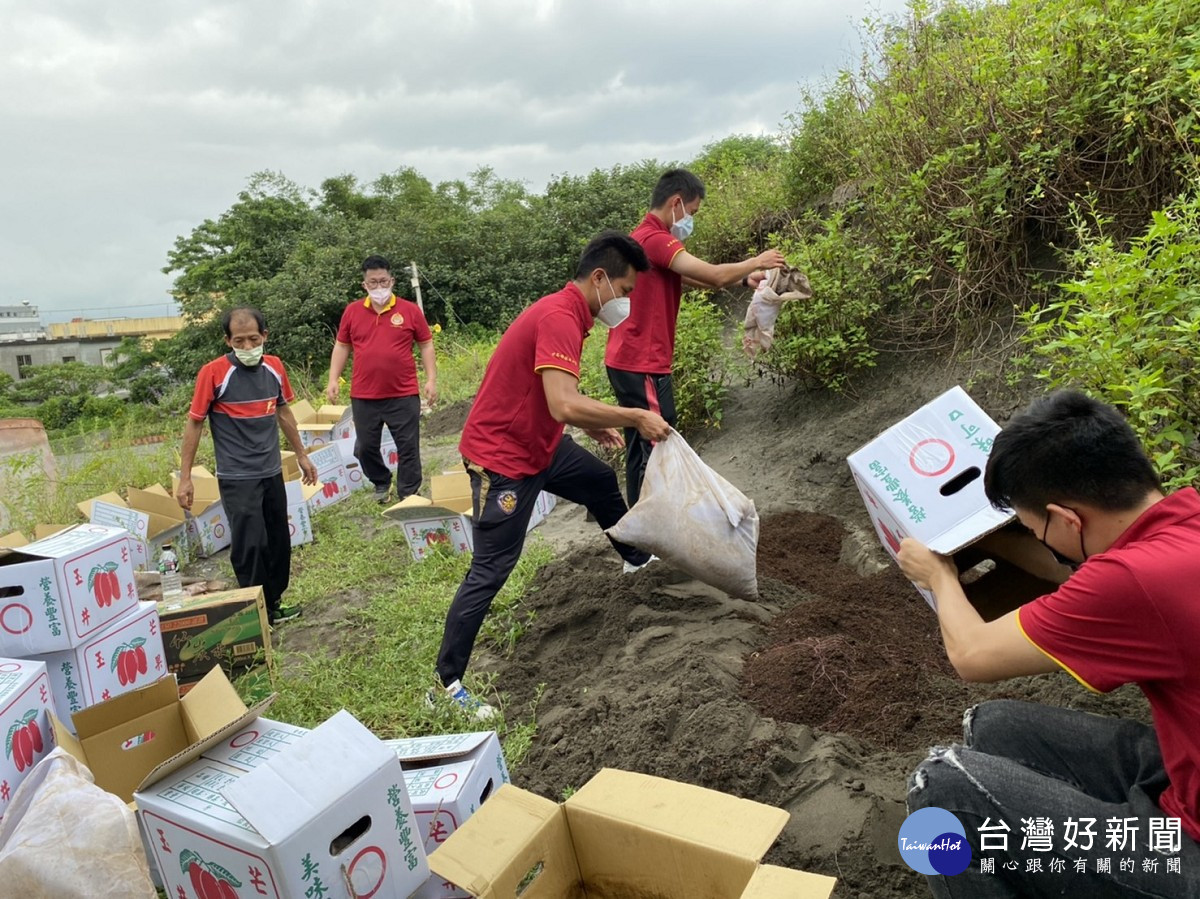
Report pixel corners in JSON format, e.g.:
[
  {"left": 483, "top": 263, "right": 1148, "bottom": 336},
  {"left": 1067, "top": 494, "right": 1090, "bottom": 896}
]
[{"left": 428, "top": 679, "right": 497, "bottom": 722}]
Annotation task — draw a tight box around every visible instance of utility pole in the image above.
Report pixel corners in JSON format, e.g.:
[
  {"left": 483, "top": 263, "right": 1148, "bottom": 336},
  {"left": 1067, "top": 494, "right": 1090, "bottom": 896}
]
[{"left": 409, "top": 262, "right": 424, "bottom": 313}]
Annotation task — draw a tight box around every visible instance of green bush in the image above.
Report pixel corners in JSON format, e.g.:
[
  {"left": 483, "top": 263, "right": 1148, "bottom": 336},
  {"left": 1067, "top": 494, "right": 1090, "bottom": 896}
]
[
  {"left": 671, "top": 292, "right": 732, "bottom": 432},
  {"left": 784, "top": 0, "right": 1200, "bottom": 339},
  {"left": 754, "top": 211, "right": 881, "bottom": 390},
  {"left": 1018, "top": 192, "right": 1200, "bottom": 489}
]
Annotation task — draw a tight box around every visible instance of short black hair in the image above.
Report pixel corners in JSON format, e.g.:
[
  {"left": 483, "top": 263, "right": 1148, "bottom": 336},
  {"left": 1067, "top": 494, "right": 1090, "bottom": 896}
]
[
  {"left": 984, "top": 389, "right": 1161, "bottom": 513},
  {"left": 222, "top": 307, "right": 266, "bottom": 338},
  {"left": 651, "top": 168, "right": 706, "bottom": 209},
  {"left": 574, "top": 230, "right": 650, "bottom": 280},
  {"left": 362, "top": 255, "right": 391, "bottom": 273}
]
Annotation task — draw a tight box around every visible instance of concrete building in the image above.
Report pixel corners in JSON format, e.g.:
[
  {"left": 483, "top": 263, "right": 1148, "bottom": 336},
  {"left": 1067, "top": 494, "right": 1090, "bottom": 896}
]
[
  {"left": 0, "top": 303, "right": 45, "bottom": 341},
  {"left": 0, "top": 311, "right": 184, "bottom": 380},
  {"left": 47, "top": 316, "right": 183, "bottom": 342},
  {"left": 0, "top": 336, "right": 124, "bottom": 379}
]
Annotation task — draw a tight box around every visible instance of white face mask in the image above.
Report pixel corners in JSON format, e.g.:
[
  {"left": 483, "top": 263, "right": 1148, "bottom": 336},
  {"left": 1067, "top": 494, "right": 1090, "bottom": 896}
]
[
  {"left": 234, "top": 345, "right": 264, "bottom": 366},
  {"left": 367, "top": 287, "right": 392, "bottom": 303},
  {"left": 670, "top": 198, "right": 695, "bottom": 241},
  {"left": 595, "top": 274, "right": 631, "bottom": 329}
]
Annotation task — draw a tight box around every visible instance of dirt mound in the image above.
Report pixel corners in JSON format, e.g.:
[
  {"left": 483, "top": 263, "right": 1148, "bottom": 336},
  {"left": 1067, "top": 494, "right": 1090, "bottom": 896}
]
[{"left": 744, "top": 511, "right": 968, "bottom": 753}]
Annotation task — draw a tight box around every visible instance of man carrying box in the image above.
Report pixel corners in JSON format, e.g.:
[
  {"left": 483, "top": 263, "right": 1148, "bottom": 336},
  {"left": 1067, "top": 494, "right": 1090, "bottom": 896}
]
[
  {"left": 433, "top": 231, "right": 671, "bottom": 720},
  {"left": 898, "top": 390, "right": 1200, "bottom": 897},
  {"left": 176, "top": 307, "right": 318, "bottom": 625},
  {"left": 325, "top": 254, "right": 438, "bottom": 504}
]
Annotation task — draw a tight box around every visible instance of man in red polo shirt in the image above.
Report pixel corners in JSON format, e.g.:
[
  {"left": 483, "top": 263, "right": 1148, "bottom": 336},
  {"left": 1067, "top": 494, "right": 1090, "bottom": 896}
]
[
  {"left": 606, "top": 168, "right": 787, "bottom": 505},
  {"left": 898, "top": 390, "right": 1200, "bottom": 897},
  {"left": 432, "top": 231, "right": 672, "bottom": 719},
  {"left": 325, "top": 255, "right": 437, "bottom": 503}
]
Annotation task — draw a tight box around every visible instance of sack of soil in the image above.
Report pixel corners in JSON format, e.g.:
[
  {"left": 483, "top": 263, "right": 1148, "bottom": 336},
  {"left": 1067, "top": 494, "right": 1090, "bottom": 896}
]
[{"left": 608, "top": 429, "right": 759, "bottom": 597}]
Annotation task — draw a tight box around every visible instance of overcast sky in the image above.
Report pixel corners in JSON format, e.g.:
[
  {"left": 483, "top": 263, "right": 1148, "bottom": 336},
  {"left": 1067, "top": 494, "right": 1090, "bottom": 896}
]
[{"left": 1, "top": 0, "right": 909, "bottom": 324}]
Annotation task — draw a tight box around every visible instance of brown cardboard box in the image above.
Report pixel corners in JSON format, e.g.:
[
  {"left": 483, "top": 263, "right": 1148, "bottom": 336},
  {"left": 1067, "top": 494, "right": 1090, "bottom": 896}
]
[
  {"left": 429, "top": 768, "right": 836, "bottom": 899},
  {"left": 157, "top": 587, "right": 272, "bottom": 682},
  {"left": 52, "top": 667, "right": 273, "bottom": 803}
]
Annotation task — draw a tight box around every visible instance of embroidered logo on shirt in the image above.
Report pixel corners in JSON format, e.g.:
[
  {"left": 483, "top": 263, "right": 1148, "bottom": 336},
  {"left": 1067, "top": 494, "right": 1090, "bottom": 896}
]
[
  {"left": 497, "top": 491, "right": 518, "bottom": 515},
  {"left": 549, "top": 351, "right": 578, "bottom": 366},
  {"left": 391, "top": 313, "right": 405, "bottom": 327},
  {"left": 266, "top": 398, "right": 276, "bottom": 414}
]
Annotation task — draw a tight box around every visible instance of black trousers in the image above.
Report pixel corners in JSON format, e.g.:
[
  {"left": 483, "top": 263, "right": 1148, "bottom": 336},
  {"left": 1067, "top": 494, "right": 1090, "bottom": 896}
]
[
  {"left": 217, "top": 473, "right": 291, "bottom": 618},
  {"left": 606, "top": 367, "right": 677, "bottom": 507},
  {"left": 351, "top": 395, "right": 422, "bottom": 499},
  {"left": 435, "top": 436, "right": 650, "bottom": 686}
]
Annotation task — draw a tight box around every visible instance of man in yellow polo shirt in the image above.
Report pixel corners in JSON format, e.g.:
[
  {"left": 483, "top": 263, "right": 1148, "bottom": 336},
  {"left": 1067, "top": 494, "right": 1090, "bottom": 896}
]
[{"left": 326, "top": 255, "right": 438, "bottom": 503}]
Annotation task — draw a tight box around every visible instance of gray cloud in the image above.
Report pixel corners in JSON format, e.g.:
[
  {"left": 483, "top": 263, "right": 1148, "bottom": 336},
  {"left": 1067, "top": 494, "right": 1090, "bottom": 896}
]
[{"left": 0, "top": 0, "right": 908, "bottom": 321}]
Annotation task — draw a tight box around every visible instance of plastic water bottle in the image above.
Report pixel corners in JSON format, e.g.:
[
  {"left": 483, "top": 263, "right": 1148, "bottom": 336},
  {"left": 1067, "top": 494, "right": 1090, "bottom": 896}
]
[{"left": 159, "top": 544, "right": 184, "bottom": 598}]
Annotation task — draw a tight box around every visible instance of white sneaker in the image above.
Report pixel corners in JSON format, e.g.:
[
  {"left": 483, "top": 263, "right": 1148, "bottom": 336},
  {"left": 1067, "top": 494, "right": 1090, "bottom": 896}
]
[
  {"left": 623, "top": 554, "right": 659, "bottom": 574},
  {"left": 431, "top": 679, "right": 498, "bottom": 722}
]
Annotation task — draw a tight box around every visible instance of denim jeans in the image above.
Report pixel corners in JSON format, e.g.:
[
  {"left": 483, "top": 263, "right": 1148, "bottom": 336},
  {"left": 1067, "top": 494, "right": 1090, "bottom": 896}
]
[{"left": 906, "top": 700, "right": 1200, "bottom": 897}]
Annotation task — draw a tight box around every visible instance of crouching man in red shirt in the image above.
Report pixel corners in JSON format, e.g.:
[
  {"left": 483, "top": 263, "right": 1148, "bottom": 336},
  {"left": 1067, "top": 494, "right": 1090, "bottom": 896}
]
[
  {"left": 899, "top": 390, "right": 1200, "bottom": 897},
  {"left": 432, "top": 231, "right": 671, "bottom": 720}
]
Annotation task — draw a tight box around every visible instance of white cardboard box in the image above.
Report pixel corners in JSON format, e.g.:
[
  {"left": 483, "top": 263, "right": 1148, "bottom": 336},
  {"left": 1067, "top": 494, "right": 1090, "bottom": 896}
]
[
  {"left": 0, "top": 524, "right": 139, "bottom": 655},
  {"left": 384, "top": 731, "right": 510, "bottom": 899},
  {"left": 0, "top": 658, "right": 59, "bottom": 817},
  {"left": 137, "top": 709, "right": 429, "bottom": 899},
  {"left": 284, "top": 481, "right": 318, "bottom": 548},
  {"left": 33, "top": 600, "right": 166, "bottom": 730},
  {"left": 846, "top": 386, "right": 1015, "bottom": 607},
  {"left": 305, "top": 443, "right": 352, "bottom": 511}
]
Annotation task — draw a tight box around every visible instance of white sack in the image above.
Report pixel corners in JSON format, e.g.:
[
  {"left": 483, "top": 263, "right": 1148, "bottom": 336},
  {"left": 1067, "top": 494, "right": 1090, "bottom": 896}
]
[
  {"left": 0, "top": 747, "right": 157, "bottom": 898},
  {"left": 608, "top": 430, "right": 759, "bottom": 598}
]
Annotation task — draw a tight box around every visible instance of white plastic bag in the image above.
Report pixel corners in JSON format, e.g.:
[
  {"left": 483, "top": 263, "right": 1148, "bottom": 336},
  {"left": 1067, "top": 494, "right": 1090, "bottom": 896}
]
[
  {"left": 742, "top": 265, "right": 813, "bottom": 358},
  {"left": 608, "top": 430, "right": 759, "bottom": 597},
  {"left": 0, "top": 747, "right": 157, "bottom": 898}
]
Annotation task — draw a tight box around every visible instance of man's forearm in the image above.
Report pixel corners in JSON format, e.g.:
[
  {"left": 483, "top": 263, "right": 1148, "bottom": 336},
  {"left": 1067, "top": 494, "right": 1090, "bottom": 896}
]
[
  {"left": 180, "top": 418, "right": 204, "bottom": 475},
  {"left": 276, "top": 408, "right": 308, "bottom": 455},
  {"left": 929, "top": 569, "right": 987, "bottom": 670}
]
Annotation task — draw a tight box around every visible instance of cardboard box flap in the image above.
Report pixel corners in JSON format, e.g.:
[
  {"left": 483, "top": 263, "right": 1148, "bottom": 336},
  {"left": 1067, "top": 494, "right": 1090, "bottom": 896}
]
[
  {"left": 317, "top": 404, "right": 349, "bottom": 423},
  {"left": 77, "top": 491, "right": 128, "bottom": 519},
  {"left": 72, "top": 675, "right": 181, "bottom": 740},
  {"left": 50, "top": 712, "right": 87, "bottom": 765},
  {"left": 127, "top": 486, "right": 187, "bottom": 536},
  {"left": 388, "top": 730, "right": 495, "bottom": 763},
  {"left": 33, "top": 524, "right": 72, "bottom": 540},
  {"left": 0, "top": 531, "right": 27, "bottom": 548},
  {"left": 136, "top": 668, "right": 276, "bottom": 792},
  {"left": 220, "top": 710, "right": 396, "bottom": 845},
  {"left": 289, "top": 398, "right": 317, "bottom": 423},
  {"left": 742, "top": 865, "right": 837, "bottom": 899},
  {"left": 428, "top": 784, "right": 581, "bottom": 899},
  {"left": 172, "top": 467, "right": 222, "bottom": 511},
  {"left": 931, "top": 514, "right": 1013, "bottom": 556},
  {"left": 567, "top": 768, "right": 787, "bottom": 861}
]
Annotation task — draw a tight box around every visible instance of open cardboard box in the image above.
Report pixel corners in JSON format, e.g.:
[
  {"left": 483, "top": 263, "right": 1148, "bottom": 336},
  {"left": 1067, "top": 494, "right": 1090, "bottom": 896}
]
[
  {"left": 289, "top": 399, "right": 351, "bottom": 448},
  {"left": 136, "top": 709, "right": 430, "bottom": 899},
  {"left": 79, "top": 486, "right": 192, "bottom": 568},
  {"left": 170, "top": 466, "right": 232, "bottom": 557},
  {"left": 384, "top": 472, "right": 557, "bottom": 562},
  {"left": 847, "top": 385, "right": 1068, "bottom": 617},
  {"left": 429, "top": 768, "right": 836, "bottom": 899},
  {"left": 51, "top": 665, "right": 273, "bottom": 804},
  {"left": 384, "top": 730, "right": 511, "bottom": 899}
]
